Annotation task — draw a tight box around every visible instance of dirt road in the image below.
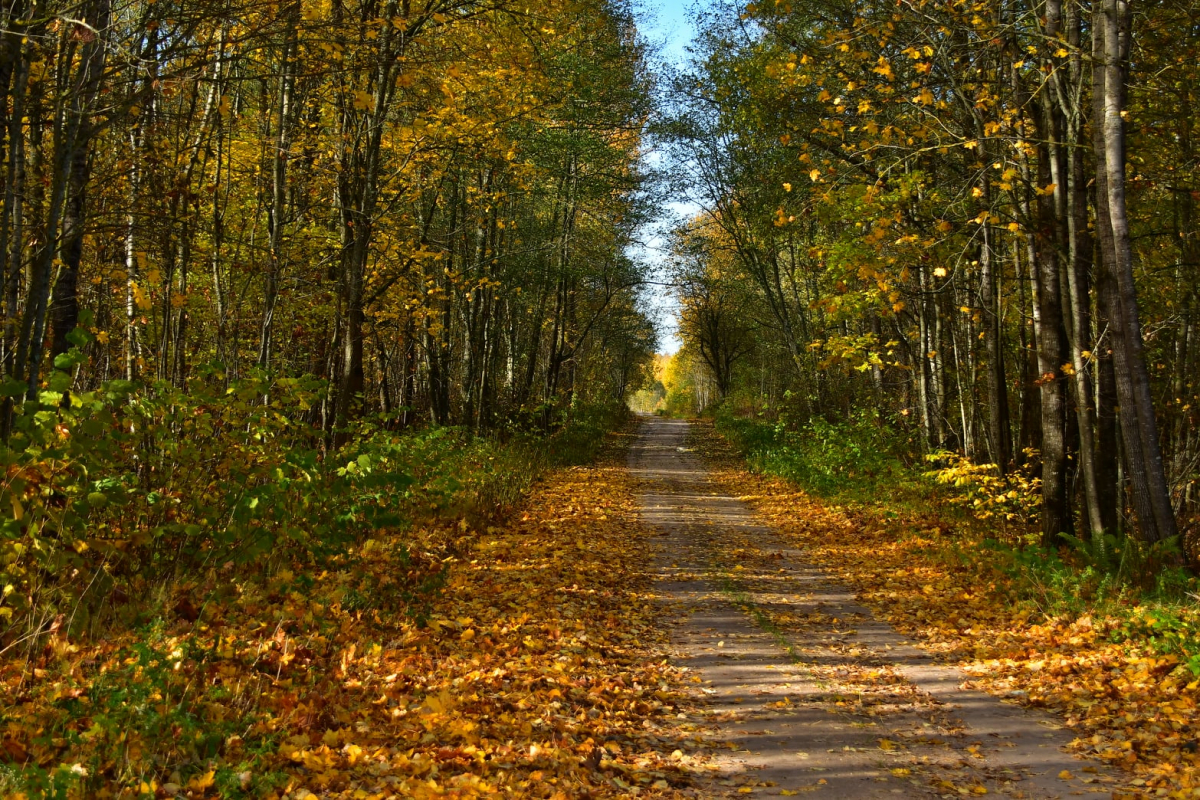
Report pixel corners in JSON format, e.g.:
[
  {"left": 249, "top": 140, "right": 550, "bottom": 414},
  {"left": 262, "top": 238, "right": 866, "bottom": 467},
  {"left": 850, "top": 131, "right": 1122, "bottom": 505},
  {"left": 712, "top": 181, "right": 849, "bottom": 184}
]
[{"left": 630, "top": 416, "right": 1117, "bottom": 799}]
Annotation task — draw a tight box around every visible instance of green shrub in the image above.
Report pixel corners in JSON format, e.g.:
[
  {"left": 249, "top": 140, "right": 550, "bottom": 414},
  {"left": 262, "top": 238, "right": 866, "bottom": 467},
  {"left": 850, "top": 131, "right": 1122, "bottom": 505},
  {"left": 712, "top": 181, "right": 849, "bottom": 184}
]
[
  {"left": 0, "top": 367, "right": 626, "bottom": 639},
  {"left": 978, "top": 535, "right": 1200, "bottom": 673},
  {"left": 549, "top": 403, "right": 630, "bottom": 466},
  {"left": 716, "top": 406, "right": 911, "bottom": 497}
]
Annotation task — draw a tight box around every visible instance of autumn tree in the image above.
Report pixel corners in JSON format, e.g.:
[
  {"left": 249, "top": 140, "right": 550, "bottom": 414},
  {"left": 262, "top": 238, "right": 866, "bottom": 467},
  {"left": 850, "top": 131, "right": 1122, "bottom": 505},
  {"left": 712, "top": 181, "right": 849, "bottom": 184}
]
[{"left": 667, "top": 0, "right": 1197, "bottom": 552}]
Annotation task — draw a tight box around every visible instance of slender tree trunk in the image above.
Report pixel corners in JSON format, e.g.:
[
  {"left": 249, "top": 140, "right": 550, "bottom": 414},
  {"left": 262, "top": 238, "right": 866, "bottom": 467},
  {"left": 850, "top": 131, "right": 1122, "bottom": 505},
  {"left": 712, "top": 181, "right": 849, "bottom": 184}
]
[
  {"left": 1030, "top": 2, "right": 1073, "bottom": 543},
  {"left": 259, "top": 3, "right": 298, "bottom": 371},
  {"left": 1095, "top": 0, "right": 1178, "bottom": 543},
  {"left": 46, "top": 0, "right": 110, "bottom": 370},
  {"left": 2, "top": 28, "right": 29, "bottom": 380},
  {"left": 979, "top": 221, "right": 1013, "bottom": 471},
  {"left": 1054, "top": 0, "right": 1106, "bottom": 536}
]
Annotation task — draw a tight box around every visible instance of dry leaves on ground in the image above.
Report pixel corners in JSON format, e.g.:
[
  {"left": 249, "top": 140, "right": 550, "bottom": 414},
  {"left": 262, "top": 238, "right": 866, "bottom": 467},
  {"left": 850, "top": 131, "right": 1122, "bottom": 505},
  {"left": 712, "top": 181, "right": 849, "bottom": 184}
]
[{"left": 2, "top": 435, "right": 705, "bottom": 799}]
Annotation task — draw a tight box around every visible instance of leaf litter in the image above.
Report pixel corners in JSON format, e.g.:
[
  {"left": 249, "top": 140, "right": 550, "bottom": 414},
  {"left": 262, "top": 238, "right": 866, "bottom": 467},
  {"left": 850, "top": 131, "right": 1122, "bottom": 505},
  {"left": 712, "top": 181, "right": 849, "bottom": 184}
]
[{"left": 1, "top": 432, "right": 711, "bottom": 798}]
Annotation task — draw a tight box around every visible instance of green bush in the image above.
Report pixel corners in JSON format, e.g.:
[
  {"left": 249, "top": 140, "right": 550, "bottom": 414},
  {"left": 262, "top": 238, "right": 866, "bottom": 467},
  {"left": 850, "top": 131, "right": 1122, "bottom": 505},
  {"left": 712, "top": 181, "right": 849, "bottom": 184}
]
[
  {"left": 716, "top": 406, "right": 910, "bottom": 497},
  {"left": 977, "top": 535, "right": 1200, "bottom": 673},
  {"left": 0, "top": 360, "right": 626, "bottom": 639},
  {"left": 549, "top": 402, "right": 631, "bottom": 466}
]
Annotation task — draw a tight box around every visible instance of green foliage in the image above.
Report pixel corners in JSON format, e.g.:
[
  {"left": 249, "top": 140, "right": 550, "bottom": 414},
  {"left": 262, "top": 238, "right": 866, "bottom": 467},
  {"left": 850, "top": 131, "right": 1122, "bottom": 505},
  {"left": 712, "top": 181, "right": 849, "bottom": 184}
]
[
  {"left": 0, "top": 373, "right": 623, "bottom": 637},
  {"left": 1061, "top": 530, "right": 1185, "bottom": 590},
  {"left": 981, "top": 535, "right": 1200, "bottom": 673},
  {"left": 716, "top": 406, "right": 912, "bottom": 498},
  {"left": 1113, "top": 606, "right": 1200, "bottom": 676},
  {"left": 1, "top": 371, "right": 395, "bottom": 628},
  {"left": 547, "top": 403, "right": 631, "bottom": 467}
]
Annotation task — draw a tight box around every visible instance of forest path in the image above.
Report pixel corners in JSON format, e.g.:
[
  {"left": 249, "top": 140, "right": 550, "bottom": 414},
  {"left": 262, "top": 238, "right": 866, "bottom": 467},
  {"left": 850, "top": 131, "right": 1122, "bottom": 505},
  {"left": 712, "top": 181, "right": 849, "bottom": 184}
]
[{"left": 630, "top": 416, "right": 1116, "bottom": 799}]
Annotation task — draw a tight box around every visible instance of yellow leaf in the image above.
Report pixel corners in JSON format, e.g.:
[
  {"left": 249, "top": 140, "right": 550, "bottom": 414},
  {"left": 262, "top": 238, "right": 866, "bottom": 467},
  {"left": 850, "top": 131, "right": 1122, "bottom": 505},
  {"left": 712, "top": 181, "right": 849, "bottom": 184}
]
[
  {"left": 131, "top": 282, "right": 151, "bottom": 311},
  {"left": 187, "top": 771, "right": 216, "bottom": 790},
  {"left": 1058, "top": 770, "right": 1074, "bottom": 780},
  {"left": 809, "top": 169, "right": 821, "bottom": 182},
  {"left": 424, "top": 688, "right": 455, "bottom": 715}
]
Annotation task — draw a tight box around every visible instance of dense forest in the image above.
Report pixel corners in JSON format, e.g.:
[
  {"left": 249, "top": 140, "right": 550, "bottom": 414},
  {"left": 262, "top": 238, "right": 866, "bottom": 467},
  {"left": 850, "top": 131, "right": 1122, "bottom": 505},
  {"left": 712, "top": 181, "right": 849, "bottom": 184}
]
[
  {"left": 659, "top": 0, "right": 1200, "bottom": 553},
  {"left": 4, "top": 0, "right": 1200, "bottom": 793},
  {"left": 0, "top": 0, "right": 657, "bottom": 428},
  {"left": 0, "top": 0, "right": 657, "bottom": 610},
  {"left": 0, "top": 2, "right": 660, "bottom": 792}
]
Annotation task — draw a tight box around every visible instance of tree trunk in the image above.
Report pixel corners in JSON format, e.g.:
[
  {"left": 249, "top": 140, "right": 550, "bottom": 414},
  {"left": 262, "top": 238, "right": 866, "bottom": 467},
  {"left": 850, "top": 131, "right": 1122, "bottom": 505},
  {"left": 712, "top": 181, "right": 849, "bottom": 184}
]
[
  {"left": 1030, "top": 3, "right": 1073, "bottom": 544},
  {"left": 259, "top": 4, "right": 298, "bottom": 371},
  {"left": 1094, "top": 0, "right": 1178, "bottom": 543},
  {"left": 979, "top": 220, "right": 1013, "bottom": 471}
]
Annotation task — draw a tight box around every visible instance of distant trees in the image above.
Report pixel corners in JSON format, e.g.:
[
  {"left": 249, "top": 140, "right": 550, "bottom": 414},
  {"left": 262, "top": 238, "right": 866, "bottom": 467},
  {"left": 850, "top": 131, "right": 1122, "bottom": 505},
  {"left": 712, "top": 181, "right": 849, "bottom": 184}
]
[
  {"left": 668, "top": 0, "right": 1200, "bottom": 546},
  {"left": 671, "top": 221, "right": 757, "bottom": 399}
]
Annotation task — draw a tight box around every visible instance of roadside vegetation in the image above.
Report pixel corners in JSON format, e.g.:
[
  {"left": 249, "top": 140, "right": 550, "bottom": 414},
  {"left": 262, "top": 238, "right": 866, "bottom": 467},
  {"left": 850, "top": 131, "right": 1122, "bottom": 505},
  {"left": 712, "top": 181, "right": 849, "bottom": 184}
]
[{"left": 1, "top": 402, "right": 681, "bottom": 798}]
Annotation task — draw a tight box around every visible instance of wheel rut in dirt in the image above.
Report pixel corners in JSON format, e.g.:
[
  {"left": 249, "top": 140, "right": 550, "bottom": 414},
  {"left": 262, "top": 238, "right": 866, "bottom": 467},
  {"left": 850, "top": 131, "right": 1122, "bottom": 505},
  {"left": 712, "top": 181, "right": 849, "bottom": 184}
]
[{"left": 629, "top": 416, "right": 1117, "bottom": 799}]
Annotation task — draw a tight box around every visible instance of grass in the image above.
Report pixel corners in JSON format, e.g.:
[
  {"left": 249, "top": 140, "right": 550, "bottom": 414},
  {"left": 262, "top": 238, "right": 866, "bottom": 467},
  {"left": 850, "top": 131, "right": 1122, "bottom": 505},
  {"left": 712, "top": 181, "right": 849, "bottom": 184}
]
[{"left": 713, "top": 570, "right": 807, "bottom": 666}]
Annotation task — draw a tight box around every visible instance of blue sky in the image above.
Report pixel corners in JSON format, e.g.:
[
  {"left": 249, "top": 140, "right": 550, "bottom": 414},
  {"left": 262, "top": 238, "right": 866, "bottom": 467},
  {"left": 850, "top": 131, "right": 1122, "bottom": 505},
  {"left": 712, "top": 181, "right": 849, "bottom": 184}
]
[{"left": 636, "top": 0, "right": 698, "bottom": 64}]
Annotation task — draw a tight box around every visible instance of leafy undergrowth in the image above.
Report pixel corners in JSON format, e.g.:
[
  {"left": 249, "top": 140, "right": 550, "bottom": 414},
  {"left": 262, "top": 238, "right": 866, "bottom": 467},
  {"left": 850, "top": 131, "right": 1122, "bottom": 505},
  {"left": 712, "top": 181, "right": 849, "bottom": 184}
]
[
  {"left": 693, "top": 419, "right": 1200, "bottom": 798},
  {"left": 2, "top": 411, "right": 703, "bottom": 798}
]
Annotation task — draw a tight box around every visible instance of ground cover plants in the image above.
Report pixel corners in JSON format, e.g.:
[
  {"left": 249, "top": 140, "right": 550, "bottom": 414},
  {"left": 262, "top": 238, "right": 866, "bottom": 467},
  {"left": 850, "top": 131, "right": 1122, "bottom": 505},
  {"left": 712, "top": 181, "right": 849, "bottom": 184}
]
[{"left": 0, "top": 388, "right": 700, "bottom": 798}]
